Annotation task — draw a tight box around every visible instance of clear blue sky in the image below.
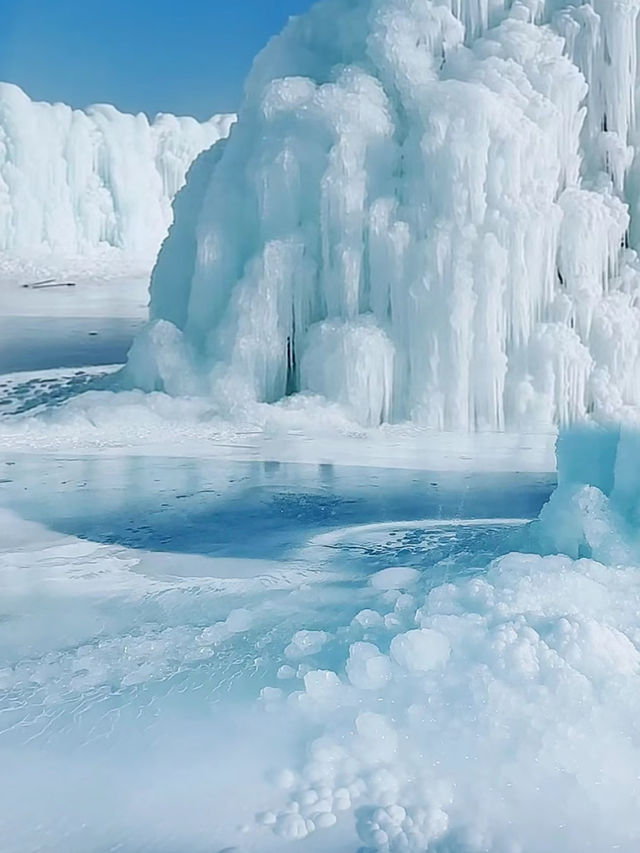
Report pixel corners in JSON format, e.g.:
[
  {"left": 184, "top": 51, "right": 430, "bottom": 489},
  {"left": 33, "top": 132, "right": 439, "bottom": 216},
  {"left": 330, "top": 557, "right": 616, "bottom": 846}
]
[{"left": 0, "top": 0, "right": 314, "bottom": 119}]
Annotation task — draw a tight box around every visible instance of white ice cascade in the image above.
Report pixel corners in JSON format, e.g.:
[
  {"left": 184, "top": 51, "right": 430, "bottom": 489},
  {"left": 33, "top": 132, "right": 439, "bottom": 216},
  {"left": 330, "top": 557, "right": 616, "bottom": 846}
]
[
  {"left": 136, "top": 0, "right": 640, "bottom": 429},
  {"left": 0, "top": 83, "right": 235, "bottom": 266}
]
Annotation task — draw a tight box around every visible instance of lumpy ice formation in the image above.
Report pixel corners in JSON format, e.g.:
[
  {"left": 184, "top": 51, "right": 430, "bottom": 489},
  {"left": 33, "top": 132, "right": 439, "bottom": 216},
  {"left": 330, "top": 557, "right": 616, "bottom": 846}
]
[
  {"left": 0, "top": 83, "right": 235, "bottom": 267},
  {"left": 257, "top": 426, "right": 640, "bottom": 851},
  {"left": 132, "top": 0, "right": 640, "bottom": 430}
]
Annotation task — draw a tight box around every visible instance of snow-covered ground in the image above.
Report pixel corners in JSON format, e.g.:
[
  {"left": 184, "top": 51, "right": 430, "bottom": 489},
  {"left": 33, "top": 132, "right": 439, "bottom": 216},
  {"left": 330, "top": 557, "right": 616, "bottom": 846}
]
[{"left": 0, "top": 267, "right": 149, "bottom": 320}]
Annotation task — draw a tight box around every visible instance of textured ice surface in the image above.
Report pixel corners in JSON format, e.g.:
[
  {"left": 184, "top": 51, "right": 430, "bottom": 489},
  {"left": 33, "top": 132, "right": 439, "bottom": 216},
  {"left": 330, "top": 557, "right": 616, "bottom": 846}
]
[
  {"left": 252, "top": 426, "right": 640, "bottom": 851},
  {"left": 0, "top": 376, "right": 556, "bottom": 467},
  {"left": 129, "top": 0, "right": 640, "bottom": 430},
  {"left": 0, "top": 82, "right": 235, "bottom": 268},
  {"left": 0, "top": 455, "right": 551, "bottom": 852},
  {"left": 2, "top": 433, "right": 640, "bottom": 851}
]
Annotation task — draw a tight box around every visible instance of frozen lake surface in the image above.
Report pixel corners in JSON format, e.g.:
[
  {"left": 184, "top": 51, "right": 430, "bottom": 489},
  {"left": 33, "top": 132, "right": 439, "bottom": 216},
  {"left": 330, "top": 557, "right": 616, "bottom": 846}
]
[
  {"left": 0, "top": 454, "right": 553, "bottom": 561},
  {"left": 0, "top": 315, "right": 142, "bottom": 373},
  {"left": 0, "top": 454, "right": 554, "bottom": 852},
  {"left": 0, "top": 274, "right": 148, "bottom": 373}
]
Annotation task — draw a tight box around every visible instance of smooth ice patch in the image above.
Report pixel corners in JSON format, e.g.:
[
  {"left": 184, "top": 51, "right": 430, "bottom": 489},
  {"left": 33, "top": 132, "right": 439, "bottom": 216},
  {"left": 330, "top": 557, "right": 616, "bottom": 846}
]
[{"left": 370, "top": 567, "right": 421, "bottom": 590}]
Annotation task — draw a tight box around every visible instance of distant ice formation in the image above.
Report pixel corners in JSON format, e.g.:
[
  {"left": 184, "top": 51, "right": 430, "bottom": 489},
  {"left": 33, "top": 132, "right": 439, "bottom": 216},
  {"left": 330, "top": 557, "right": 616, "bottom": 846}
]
[
  {"left": 0, "top": 82, "right": 235, "bottom": 267},
  {"left": 133, "top": 0, "right": 640, "bottom": 431}
]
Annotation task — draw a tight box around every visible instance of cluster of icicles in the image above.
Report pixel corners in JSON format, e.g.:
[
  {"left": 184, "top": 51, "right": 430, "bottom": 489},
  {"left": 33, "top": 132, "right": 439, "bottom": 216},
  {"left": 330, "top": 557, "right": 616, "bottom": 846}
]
[
  {"left": 133, "top": 0, "right": 640, "bottom": 430},
  {"left": 0, "top": 82, "right": 234, "bottom": 265}
]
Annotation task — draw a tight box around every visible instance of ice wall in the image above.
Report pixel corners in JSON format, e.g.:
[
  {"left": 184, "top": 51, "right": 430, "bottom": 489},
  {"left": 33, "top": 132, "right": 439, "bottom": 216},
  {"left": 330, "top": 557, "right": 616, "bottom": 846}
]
[
  {"left": 0, "top": 83, "right": 235, "bottom": 267},
  {"left": 136, "top": 0, "right": 640, "bottom": 429}
]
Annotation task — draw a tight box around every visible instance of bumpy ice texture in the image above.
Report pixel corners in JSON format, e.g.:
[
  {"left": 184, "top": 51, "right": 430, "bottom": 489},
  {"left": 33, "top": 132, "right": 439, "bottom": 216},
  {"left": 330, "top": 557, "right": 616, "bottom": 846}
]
[
  {"left": 256, "top": 425, "right": 640, "bottom": 851},
  {"left": 0, "top": 83, "right": 235, "bottom": 267},
  {"left": 133, "top": 0, "right": 640, "bottom": 429}
]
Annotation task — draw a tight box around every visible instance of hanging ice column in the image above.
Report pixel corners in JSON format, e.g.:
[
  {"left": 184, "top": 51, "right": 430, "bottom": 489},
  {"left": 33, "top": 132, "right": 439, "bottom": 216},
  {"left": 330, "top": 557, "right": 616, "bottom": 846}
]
[{"left": 134, "top": 0, "right": 640, "bottom": 430}]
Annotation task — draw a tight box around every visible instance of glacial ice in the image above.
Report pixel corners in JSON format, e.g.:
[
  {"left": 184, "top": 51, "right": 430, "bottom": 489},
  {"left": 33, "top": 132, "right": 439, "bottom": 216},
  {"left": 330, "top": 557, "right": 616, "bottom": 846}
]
[
  {"left": 130, "top": 0, "right": 640, "bottom": 430},
  {"left": 0, "top": 83, "right": 235, "bottom": 267}
]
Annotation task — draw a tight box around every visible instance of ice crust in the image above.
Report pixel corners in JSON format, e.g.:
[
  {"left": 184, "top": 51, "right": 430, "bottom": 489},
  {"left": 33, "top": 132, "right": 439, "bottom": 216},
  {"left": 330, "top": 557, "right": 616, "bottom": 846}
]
[
  {"left": 130, "top": 0, "right": 640, "bottom": 430},
  {"left": 256, "top": 425, "right": 640, "bottom": 850},
  {"left": 0, "top": 83, "right": 235, "bottom": 268}
]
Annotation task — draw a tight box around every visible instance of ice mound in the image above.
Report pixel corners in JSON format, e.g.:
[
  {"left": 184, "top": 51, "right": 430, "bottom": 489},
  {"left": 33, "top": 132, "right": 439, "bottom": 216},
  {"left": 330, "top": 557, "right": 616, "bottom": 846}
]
[
  {"left": 0, "top": 82, "right": 235, "bottom": 268},
  {"left": 126, "top": 0, "right": 640, "bottom": 430},
  {"left": 255, "top": 425, "right": 640, "bottom": 850}
]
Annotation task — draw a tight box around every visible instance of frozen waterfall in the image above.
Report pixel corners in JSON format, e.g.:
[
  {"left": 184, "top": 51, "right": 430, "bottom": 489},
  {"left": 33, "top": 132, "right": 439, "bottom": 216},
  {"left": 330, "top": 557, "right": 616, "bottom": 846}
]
[
  {"left": 0, "top": 83, "right": 235, "bottom": 267},
  {"left": 132, "top": 0, "right": 640, "bottom": 430}
]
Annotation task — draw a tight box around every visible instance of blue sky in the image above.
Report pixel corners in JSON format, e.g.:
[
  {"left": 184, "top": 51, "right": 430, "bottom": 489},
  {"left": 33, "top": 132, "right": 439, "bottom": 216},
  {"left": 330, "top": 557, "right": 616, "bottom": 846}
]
[{"left": 0, "top": 0, "right": 314, "bottom": 119}]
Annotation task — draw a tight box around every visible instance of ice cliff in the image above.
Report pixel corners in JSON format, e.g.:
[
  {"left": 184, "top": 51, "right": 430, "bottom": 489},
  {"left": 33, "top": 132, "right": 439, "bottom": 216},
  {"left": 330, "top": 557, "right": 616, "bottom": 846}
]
[
  {"left": 133, "top": 0, "right": 640, "bottom": 431},
  {"left": 0, "top": 82, "right": 235, "bottom": 267}
]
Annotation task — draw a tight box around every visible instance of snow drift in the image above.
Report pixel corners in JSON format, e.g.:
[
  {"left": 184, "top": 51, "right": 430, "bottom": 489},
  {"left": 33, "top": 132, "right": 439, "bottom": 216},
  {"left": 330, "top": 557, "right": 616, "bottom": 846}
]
[
  {"left": 0, "top": 83, "right": 235, "bottom": 267},
  {"left": 131, "top": 0, "right": 640, "bottom": 430}
]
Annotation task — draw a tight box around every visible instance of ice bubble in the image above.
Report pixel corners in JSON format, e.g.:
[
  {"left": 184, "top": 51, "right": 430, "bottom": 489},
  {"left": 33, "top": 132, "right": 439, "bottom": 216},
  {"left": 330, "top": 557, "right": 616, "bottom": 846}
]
[
  {"left": 285, "top": 630, "right": 330, "bottom": 660},
  {"left": 390, "top": 629, "right": 451, "bottom": 673},
  {"left": 346, "top": 642, "right": 392, "bottom": 690},
  {"left": 277, "top": 664, "right": 296, "bottom": 680},
  {"left": 303, "top": 670, "right": 345, "bottom": 704},
  {"left": 274, "top": 812, "right": 309, "bottom": 840},
  {"left": 315, "top": 812, "right": 337, "bottom": 828},
  {"left": 225, "top": 608, "right": 253, "bottom": 633},
  {"left": 353, "top": 609, "right": 385, "bottom": 629}
]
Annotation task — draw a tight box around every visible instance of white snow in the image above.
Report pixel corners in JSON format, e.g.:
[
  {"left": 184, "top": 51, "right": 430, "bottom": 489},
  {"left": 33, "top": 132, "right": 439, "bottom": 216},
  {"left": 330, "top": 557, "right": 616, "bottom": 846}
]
[
  {"left": 0, "top": 82, "right": 235, "bottom": 270},
  {"left": 124, "top": 0, "right": 640, "bottom": 432}
]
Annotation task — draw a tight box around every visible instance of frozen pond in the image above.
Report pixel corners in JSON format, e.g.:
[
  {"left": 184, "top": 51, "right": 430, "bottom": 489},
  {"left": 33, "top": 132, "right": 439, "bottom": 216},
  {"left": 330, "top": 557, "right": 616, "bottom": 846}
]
[
  {"left": 0, "top": 274, "right": 148, "bottom": 373},
  {"left": 0, "top": 454, "right": 554, "bottom": 852},
  {"left": 0, "top": 454, "right": 553, "bottom": 562},
  {"left": 0, "top": 315, "right": 142, "bottom": 373}
]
